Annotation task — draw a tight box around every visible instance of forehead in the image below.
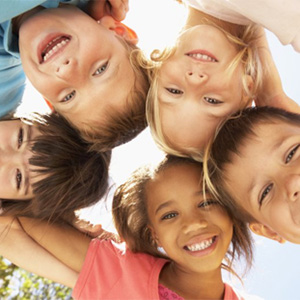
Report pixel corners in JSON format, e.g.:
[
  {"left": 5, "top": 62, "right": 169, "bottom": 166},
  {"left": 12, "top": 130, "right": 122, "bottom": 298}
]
[{"left": 146, "top": 164, "right": 203, "bottom": 201}]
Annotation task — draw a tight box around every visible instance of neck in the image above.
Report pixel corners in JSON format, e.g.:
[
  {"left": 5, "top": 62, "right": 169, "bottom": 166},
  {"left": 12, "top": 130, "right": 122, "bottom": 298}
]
[
  {"left": 184, "top": 7, "right": 241, "bottom": 36},
  {"left": 160, "top": 262, "right": 225, "bottom": 300},
  {"left": 12, "top": 6, "right": 44, "bottom": 35}
]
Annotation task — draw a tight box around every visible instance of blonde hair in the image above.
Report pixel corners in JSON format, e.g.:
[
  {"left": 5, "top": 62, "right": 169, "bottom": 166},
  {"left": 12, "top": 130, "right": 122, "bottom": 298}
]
[
  {"left": 81, "top": 39, "right": 150, "bottom": 151},
  {"left": 143, "top": 21, "right": 263, "bottom": 162}
]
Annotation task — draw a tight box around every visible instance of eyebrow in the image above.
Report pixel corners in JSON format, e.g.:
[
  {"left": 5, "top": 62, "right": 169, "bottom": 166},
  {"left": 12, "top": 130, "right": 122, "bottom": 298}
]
[
  {"left": 24, "top": 173, "right": 30, "bottom": 196},
  {"left": 155, "top": 200, "right": 174, "bottom": 215}
]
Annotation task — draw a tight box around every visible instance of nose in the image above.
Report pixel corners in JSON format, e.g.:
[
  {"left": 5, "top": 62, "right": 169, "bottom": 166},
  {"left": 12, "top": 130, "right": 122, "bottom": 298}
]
[
  {"left": 182, "top": 212, "right": 208, "bottom": 234},
  {"left": 56, "top": 57, "right": 78, "bottom": 81},
  {"left": 285, "top": 174, "right": 300, "bottom": 202},
  {"left": 0, "top": 146, "right": 32, "bottom": 169},
  {"left": 185, "top": 68, "right": 208, "bottom": 85}
]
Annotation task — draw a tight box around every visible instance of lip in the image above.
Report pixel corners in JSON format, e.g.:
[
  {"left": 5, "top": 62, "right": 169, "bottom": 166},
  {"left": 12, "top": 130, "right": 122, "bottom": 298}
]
[
  {"left": 183, "top": 234, "right": 218, "bottom": 257},
  {"left": 37, "top": 33, "right": 71, "bottom": 64},
  {"left": 185, "top": 49, "right": 218, "bottom": 62}
]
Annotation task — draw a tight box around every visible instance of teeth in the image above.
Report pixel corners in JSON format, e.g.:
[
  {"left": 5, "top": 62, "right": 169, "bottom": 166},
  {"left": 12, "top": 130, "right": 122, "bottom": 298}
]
[
  {"left": 187, "top": 53, "right": 217, "bottom": 62},
  {"left": 186, "top": 237, "right": 214, "bottom": 251},
  {"left": 43, "top": 38, "right": 70, "bottom": 62}
]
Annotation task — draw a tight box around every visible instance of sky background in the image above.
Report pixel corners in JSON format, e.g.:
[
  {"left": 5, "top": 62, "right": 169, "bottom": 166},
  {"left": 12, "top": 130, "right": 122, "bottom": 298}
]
[{"left": 19, "top": 0, "right": 300, "bottom": 299}]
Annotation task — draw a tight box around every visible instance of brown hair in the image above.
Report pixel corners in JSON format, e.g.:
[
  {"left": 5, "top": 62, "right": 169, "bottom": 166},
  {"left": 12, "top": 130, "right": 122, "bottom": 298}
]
[
  {"left": 112, "top": 155, "right": 253, "bottom": 276},
  {"left": 81, "top": 40, "right": 150, "bottom": 151},
  {"left": 1, "top": 113, "right": 112, "bottom": 225},
  {"left": 205, "top": 106, "right": 300, "bottom": 222}
]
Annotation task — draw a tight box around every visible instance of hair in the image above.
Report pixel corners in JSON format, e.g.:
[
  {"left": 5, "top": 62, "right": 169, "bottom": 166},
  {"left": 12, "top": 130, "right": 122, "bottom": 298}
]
[
  {"left": 204, "top": 106, "right": 300, "bottom": 223},
  {"left": 81, "top": 39, "right": 150, "bottom": 152},
  {"left": 1, "top": 113, "right": 112, "bottom": 225},
  {"left": 140, "top": 13, "right": 263, "bottom": 161},
  {"left": 112, "top": 155, "right": 253, "bottom": 277}
]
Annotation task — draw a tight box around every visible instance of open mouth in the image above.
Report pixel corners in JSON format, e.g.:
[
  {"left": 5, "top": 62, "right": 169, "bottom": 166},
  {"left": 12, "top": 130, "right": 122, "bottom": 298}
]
[
  {"left": 40, "top": 35, "right": 71, "bottom": 63},
  {"left": 185, "top": 50, "right": 218, "bottom": 62},
  {"left": 184, "top": 236, "right": 217, "bottom": 252}
]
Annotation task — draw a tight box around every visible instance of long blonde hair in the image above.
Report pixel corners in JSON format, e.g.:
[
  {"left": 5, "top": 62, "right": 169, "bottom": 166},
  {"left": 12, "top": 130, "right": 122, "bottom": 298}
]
[{"left": 141, "top": 15, "right": 263, "bottom": 162}]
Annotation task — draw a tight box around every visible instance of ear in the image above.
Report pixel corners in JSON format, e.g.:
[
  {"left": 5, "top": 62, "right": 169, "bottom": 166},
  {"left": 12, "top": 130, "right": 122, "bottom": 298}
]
[
  {"left": 249, "top": 223, "right": 286, "bottom": 244},
  {"left": 148, "top": 225, "right": 161, "bottom": 247},
  {"left": 98, "top": 16, "right": 138, "bottom": 45}
]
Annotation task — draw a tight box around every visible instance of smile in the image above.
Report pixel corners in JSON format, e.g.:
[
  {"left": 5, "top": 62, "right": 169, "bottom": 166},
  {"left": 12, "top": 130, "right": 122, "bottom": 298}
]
[
  {"left": 184, "top": 236, "right": 216, "bottom": 252},
  {"left": 185, "top": 50, "right": 218, "bottom": 62},
  {"left": 40, "top": 35, "right": 71, "bottom": 63}
]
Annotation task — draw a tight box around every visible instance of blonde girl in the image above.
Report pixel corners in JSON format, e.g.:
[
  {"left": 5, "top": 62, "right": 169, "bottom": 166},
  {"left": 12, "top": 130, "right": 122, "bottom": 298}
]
[
  {"left": 20, "top": 156, "right": 257, "bottom": 299},
  {"left": 142, "top": 1, "right": 299, "bottom": 161}
]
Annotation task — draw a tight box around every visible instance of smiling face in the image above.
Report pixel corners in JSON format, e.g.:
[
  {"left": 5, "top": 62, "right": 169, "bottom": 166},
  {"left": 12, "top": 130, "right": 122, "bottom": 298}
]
[
  {"left": 146, "top": 163, "right": 233, "bottom": 274},
  {"left": 158, "top": 25, "right": 249, "bottom": 151},
  {"left": 19, "top": 6, "right": 134, "bottom": 129},
  {"left": 0, "top": 120, "right": 40, "bottom": 200},
  {"left": 224, "top": 120, "right": 300, "bottom": 243}
]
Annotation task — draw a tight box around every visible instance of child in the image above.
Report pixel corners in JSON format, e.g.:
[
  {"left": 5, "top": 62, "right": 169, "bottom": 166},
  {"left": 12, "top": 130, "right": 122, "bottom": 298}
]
[
  {"left": 143, "top": 1, "right": 300, "bottom": 160},
  {"left": 0, "top": 113, "right": 111, "bottom": 225},
  {"left": 206, "top": 106, "right": 300, "bottom": 244},
  {"left": 20, "top": 155, "right": 256, "bottom": 299},
  {"left": 1, "top": 1, "right": 149, "bottom": 150}
]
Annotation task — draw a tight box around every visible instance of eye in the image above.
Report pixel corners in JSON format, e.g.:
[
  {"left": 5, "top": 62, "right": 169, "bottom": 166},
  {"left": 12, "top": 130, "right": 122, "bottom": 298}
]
[
  {"left": 18, "top": 128, "right": 23, "bottom": 149},
  {"left": 61, "top": 90, "right": 76, "bottom": 103},
  {"left": 285, "top": 144, "right": 300, "bottom": 163},
  {"left": 93, "top": 61, "right": 108, "bottom": 76},
  {"left": 16, "top": 169, "right": 22, "bottom": 190},
  {"left": 259, "top": 183, "right": 273, "bottom": 206},
  {"left": 198, "top": 199, "right": 218, "bottom": 208},
  {"left": 204, "top": 97, "right": 223, "bottom": 104},
  {"left": 161, "top": 212, "right": 178, "bottom": 220},
  {"left": 165, "top": 88, "right": 183, "bottom": 95}
]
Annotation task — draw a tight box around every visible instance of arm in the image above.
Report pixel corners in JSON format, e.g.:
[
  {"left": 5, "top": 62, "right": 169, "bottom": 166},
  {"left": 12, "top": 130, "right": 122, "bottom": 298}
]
[
  {"left": 0, "top": 216, "right": 77, "bottom": 288},
  {"left": 85, "top": 0, "right": 129, "bottom": 21},
  {"left": 254, "top": 27, "right": 300, "bottom": 113},
  {"left": 18, "top": 217, "right": 92, "bottom": 273}
]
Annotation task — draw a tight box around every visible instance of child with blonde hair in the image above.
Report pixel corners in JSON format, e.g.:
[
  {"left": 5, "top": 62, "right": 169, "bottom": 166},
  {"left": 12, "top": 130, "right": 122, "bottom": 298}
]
[
  {"left": 19, "top": 155, "right": 259, "bottom": 299},
  {"left": 143, "top": 0, "right": 299, "bottom": 160}
]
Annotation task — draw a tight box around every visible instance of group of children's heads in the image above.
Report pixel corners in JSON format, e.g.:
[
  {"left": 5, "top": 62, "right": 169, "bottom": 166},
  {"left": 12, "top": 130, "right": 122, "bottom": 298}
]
[{"left": 9, "top": 0, "right": 300, "bottom": 275}]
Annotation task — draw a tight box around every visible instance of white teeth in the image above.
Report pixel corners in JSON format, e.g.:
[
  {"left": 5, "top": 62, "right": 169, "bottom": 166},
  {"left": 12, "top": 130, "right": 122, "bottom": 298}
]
[
  {"left": 187, "top": 53, "right": 217, "bottom": 62},
  {"left": 186, "top": 237, "right": 214, "bottom": 251},
  {"left": 43, "top": 38, "right": 70, "bottom": 62}
]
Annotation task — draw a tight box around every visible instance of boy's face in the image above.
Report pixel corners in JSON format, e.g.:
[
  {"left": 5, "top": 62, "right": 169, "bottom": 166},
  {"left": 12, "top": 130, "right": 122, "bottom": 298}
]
[
  {"left": 19, "top": 6, "right": 134, "bottom": 130},
  {"left": 157, "top": 25, "right": 248, "bottom": 152},
  {"left": 0, "top": 120, "right": 40, "bottom": 200},
  {"left": 224, "top": 120, "right": 300, "bottom": 243},
  {"left": 146, "top": 164, "right": 233, "bottom": 274}
]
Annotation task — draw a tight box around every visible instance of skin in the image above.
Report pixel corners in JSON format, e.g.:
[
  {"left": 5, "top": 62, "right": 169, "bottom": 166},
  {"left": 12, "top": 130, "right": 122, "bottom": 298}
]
[
  {"left": 224, "top": 120, "right": 300, "bottom": 244},
  {"left": 0, "top": 120, "right": 39, "bottom": 200},
  {"left": 19, "top": 6, "right": 135, "bottom": 130},
  {"left": 158, "top": 25, "right": 249, "bottom": 152},
  {"left": 146, "top": 164, "right": 233, "bottom": 299}
]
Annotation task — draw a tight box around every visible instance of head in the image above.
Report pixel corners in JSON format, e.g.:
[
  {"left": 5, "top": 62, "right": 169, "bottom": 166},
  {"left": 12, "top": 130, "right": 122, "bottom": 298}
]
[
  {"left": 1, "top": 113, "right": 112, "bottom": 224},
  {"left": 207, "top": 106, "right": 300, "bottom": 244},
  {"left": 145, "top": 23, "right": 261, "bottom": 159},
  {"left": 19, "top": 6, "right": 149, "bottom": 149},
  {"left": 113, "top": 155, "right": 253, "bottom": 275}
]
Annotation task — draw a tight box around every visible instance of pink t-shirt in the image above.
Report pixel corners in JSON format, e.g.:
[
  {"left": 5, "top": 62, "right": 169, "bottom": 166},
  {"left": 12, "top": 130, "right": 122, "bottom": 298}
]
[
  {"left": 73, "top": 239, "right": 252, "bottom": 300},
  {"left": 72, "top": 239, "right": 168, "bottom": 299}
]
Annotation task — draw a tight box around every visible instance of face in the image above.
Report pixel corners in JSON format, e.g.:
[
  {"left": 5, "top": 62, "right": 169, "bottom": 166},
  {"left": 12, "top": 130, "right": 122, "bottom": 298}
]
[
  {"left": 19, "top": 6, "right": 134, "bottom": 130},
  {"left": 0, "top": 120, "right": 40, "bottom": 200},
  {"left": 158, "top": 25, "right": 248, "bottom": 151},
  {"left": 224, "top": 120, "right": 300, "bottom": 243},
  {"left": 146, "top": 164, "right": 233, "bottom": 274}
]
